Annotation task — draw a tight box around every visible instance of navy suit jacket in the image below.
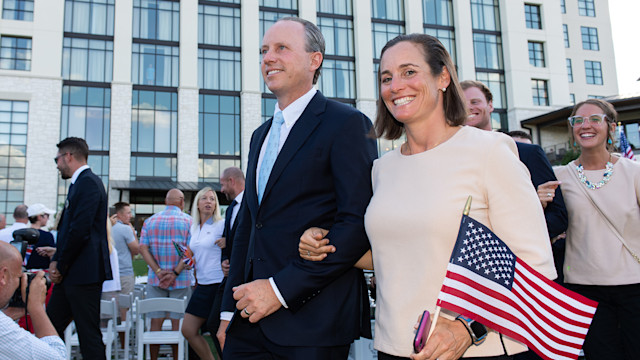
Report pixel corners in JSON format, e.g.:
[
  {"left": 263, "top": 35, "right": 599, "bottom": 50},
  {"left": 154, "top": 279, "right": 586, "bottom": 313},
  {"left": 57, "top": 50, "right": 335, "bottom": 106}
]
[
  {"left": 516, "top": 142, "right": 568, "bottom": 238},
  {"left": 222, "top": 92, "right": 377, "bottom": 346},
  {"left": 54, "top": 168, "right": 111, "bottom": 285}
]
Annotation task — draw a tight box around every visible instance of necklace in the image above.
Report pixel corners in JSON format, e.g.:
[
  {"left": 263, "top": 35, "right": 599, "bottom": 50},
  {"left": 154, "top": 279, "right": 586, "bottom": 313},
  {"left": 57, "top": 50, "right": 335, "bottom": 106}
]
[{"left": 576, "top": 156, "right": 614, "bottom": 190}]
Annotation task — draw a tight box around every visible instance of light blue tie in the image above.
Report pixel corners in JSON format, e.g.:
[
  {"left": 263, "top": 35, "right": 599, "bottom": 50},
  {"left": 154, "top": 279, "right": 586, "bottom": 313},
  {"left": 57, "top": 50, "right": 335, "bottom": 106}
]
[{"left": 258, "top": 111, "right": 284, "bottom": 204}]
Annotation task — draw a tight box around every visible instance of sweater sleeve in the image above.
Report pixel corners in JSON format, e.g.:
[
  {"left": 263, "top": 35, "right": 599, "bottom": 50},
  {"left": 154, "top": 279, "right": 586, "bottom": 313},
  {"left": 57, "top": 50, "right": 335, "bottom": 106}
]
[{"left": 483, "top": 135, "right": 557, "bottom": 280}]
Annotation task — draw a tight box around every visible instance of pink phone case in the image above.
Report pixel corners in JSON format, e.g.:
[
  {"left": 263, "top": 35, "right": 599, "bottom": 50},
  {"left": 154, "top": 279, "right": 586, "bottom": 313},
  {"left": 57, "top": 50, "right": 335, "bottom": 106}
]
[{"left": 413, "top": 310, "right": 432, "bottom": 353}]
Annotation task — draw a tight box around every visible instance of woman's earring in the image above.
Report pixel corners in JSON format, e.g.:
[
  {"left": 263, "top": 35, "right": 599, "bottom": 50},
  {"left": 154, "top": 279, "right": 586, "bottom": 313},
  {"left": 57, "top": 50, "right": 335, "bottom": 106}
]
[
  {"left": 608, "top": 138, "right": 612, "bottom": 145},
  {"left": 441, "top": 87, "right": 447, "bottom": 93},
  {"left": 573, "top": 141, "right": 577, "bottom": 147}
]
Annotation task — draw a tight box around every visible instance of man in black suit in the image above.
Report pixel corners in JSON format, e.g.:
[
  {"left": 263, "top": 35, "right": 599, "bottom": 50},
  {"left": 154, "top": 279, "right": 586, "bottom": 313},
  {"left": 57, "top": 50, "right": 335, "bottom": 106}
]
[
  {"left": 208, "top": 166, "right": 245, "bottom": 356},
  {"left": 47, "top": 137, "right": 111, "bottom": 360},
  {"left": 217, "top": 17, "right": 377, "bottom": 359}
]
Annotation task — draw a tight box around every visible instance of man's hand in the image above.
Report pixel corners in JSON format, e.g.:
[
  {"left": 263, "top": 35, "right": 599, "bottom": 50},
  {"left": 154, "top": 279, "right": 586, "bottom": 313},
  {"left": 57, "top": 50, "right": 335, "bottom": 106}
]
[
  {"left": 217, "top": 320, "right": 229, "bottom": 351},
  {"left": 215, "top": 237, "right": 226, "bottom": 249},
  {"left": 49, "top": 261, "right": 62, "bottom": 284},
  {"left": 158, "top": 270, "right": 176, "bottom": 289},
  {"left": 233, "top": 279, "right": 282, "bottom": 323},
  {"left": 537, "top": 180, "right": 561, "bottom": 209},
  {"left": 221, "top": 259, "right": 230, "bottom": 277},
  {"left": 109, "top": 214, "right": 118, "bottom": 226},
  {"left": 26, "top": 271, "right": 48, "bottom": 315}
]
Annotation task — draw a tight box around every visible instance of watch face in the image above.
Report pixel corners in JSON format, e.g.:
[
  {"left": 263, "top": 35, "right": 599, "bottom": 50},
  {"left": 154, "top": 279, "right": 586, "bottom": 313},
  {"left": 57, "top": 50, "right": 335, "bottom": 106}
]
[{"left": 470, "top": 321, "right": 488, "bottom": 339}]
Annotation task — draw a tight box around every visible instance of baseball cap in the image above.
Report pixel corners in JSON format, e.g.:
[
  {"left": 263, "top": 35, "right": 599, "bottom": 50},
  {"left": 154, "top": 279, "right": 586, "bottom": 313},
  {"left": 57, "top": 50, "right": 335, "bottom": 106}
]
[{"left": 27, "top": 203, "right": 56, "bottom": 218}]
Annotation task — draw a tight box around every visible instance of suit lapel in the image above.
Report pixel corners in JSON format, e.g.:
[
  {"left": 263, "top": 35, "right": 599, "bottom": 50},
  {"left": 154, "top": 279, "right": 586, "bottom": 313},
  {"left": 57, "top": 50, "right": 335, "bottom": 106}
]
[
  {"left": 247, "top": 124, "right": 270, "bottom": 211},
  {"left": 260, "top": 93, "right": 326, "bottom": 205}
]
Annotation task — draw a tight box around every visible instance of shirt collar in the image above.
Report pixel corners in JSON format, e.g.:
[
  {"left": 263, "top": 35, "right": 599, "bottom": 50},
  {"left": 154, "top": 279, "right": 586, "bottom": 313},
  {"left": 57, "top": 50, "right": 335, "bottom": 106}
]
[
  {"left": 274, "top": 87, "right": 317, "bottom": 128},
  {"left": 70, "top": 165, "right": 90, "bottom": 184},
  {"left": 234, "top": 191, "right": 244, "bottom": 205}
]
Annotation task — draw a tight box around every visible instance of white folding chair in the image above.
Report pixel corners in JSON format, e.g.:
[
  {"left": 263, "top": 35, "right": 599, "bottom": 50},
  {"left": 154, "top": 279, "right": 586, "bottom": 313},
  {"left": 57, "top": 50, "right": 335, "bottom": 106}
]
[
  {"left": 135, "top": 297, "right": 188, "bottom": 360},
  {"left": 64, "top": 298, "right": 118, "bottom": 360},
  {"left": 116, "top": 293, "right": 134, "bottom": 359}
]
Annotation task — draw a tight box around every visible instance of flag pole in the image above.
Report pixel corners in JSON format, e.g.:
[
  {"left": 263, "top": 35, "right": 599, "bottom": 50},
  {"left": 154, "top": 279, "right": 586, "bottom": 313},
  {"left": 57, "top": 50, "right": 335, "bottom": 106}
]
[{"left": 426, "top": 196, "right": 473, "bottom": 342}]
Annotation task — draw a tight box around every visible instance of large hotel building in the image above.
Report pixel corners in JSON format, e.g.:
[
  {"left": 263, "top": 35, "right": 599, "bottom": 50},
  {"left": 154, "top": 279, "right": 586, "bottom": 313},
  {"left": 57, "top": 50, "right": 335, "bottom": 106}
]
[{"left": 0, "top": 0, "right": 618, "bottom": 225}]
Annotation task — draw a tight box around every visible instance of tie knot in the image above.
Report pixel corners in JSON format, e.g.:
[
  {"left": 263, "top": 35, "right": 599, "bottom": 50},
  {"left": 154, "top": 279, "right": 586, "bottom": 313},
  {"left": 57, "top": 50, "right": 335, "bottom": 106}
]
[{"left": 273, "top": 111, "right": 284, "bottom": 126}]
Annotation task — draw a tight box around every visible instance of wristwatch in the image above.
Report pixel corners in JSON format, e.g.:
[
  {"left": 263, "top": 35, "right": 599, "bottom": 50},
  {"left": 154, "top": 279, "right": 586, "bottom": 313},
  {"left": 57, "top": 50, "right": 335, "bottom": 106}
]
[{"left": 456, "top": 315, "right": 488, "bottom": 345}]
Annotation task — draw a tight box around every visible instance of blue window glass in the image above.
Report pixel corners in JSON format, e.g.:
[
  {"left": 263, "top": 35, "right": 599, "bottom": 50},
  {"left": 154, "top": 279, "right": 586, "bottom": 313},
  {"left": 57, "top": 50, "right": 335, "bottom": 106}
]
[
  {"left": 2, "top": 0, "right": 34, "bottom": 21},
  {"left": 0, "top": 100, "right": 28, "bottom": 223},
  {"left": 64, "top": 0, "right": 115, "bottom": 36},
  {"left": 62, "top": 38, "right": 113, "bottom": 82},
  {"left": 132, "top": 43, "right": 179, "bottom": 87},
  {"left": 0, "top": 36, "right": 31, "bottom": 71}
]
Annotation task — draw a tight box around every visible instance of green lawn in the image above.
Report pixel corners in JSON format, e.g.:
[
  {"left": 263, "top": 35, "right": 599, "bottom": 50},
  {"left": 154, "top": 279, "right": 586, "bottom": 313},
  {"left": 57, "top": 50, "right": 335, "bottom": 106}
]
[{"left": 132, "top": 256, "right": 148, "bottom": 277}]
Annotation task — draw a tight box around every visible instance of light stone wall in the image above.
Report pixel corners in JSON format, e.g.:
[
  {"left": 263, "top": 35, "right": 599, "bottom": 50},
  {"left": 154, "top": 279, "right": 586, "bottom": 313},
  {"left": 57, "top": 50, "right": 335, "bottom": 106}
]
[
  {"left": 177, "top": 88, "right": 199, "bottom": 182},
  {"left": 240, "top": 91, "right": 263, "bottom": 171}
]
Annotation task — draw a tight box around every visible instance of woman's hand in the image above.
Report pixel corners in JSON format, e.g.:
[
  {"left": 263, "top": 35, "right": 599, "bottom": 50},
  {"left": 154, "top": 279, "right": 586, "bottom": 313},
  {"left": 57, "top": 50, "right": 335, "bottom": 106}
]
[
  {"left": 410, "top": 315, "right": 472, "bottom": 360},
  {"left": 298, "top": 227, "right": 334, "bottom": 261},
  {"left": 537, "top": 180, "right": 561, "bottom": 209},
  {"left": 36, "top": 246, "right": 56, "bottom": 258}
]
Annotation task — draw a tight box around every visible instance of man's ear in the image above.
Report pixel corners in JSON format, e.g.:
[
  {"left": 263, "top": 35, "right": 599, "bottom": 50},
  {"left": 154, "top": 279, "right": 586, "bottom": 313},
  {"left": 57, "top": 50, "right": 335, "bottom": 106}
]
[{"left": 310, "top": 52, "right": 323, "bottom": 72}]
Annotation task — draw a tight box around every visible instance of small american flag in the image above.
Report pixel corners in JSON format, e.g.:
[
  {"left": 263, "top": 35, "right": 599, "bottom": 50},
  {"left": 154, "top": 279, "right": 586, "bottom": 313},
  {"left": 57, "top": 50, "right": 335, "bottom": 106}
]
[
  {"left": 436, "top": 215, "right": 598, "bottom": 360},
  {"left": 173, "top": 241, "right": 195, "bottom": 268},
  {"left": 23, "top": 245, "right": 33, "bottom": 266},
  {"left": 619, "top": 128, "right": 636, "bottom": 160}
]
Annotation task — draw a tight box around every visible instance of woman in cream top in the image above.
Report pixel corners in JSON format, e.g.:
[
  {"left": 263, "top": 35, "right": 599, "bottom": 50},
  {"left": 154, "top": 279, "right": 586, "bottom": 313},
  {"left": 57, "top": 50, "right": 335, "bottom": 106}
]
[
  {"left": 553, "top": 99, "right": 640, "bottom": 359},
  {"left": 300, "top": 34, "right": 555, "bottom": 359}
]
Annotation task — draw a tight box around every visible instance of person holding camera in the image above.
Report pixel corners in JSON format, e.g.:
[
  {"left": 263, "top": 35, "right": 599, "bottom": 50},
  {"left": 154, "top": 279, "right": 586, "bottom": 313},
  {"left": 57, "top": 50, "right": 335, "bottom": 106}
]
[{"left": 0, "top": 241, "right": 66, "bottom": 359}]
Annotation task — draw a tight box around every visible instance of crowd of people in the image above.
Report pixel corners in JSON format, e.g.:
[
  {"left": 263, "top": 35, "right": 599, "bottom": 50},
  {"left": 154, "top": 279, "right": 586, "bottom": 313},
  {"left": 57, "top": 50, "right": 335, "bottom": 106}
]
[{"left": 1, "top": 15, "right": 639, "bottom": 360}]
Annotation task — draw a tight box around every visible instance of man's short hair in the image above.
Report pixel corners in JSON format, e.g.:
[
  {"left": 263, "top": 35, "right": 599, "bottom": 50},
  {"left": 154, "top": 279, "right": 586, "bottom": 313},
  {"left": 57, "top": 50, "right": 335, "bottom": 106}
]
[
  {"left": 460, "top": 80, "right": 493, "bottom": 103},
  {"left": 56, "top": 137, "right": 89, "bottom": 162},
  {"left": 508, "top": 130, "right": 533, "bottom": 142},
  {"left": 277, "top": 17, "right": 325, "bottom": 85},
  {"left": 13, "top": 205, "right": 28, "bottom": 220},
  {"left": 114, "top": 202, "right": 130, "bottom": 213}
]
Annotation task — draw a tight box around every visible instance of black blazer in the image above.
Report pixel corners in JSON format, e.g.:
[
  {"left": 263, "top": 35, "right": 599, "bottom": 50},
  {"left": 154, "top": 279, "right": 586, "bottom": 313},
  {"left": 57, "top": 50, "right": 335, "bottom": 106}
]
[
  {"left": 222, "top": 92, "right": 377, "bottom": 346},
  {"left": 516, "top": 142, "right": 568, "bottom": 238},
  {"left": 53, "top": 168, "right": 111, "bottom": 285}
]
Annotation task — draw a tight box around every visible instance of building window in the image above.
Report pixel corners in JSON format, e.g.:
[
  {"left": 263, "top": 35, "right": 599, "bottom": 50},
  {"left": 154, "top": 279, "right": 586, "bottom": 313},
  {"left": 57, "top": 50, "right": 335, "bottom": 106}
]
[
  {"left": 132, "top": 43, "right": 179, "bottom": 87},
  {"left": 423, "top": 0, "right": 455, "bottom": 64},
  {"left": 566, "top": 58, "right": 573, "bottom": 82},
  {"left": 0, "top": 100, "right": 27, "bottom": 222},
  {"left": 198, "top": 1, "right": 241, "bottom": 91},
  {"left": 471, "top": 0, "right": 500, "bottom": 31},
  {"left": 581, "top": 26, "right": 599, "bottom": 50},
  {"left": 0, "top": 36, "right": 31, "bottom": 71},
  {"left": 61, "top": 86, "right": 111, "bottom": 152},
  {"left": 473, "top": 33, "right": 503, "bottom": 70},
  {"left": 563, "top": 24, "right": 569, "bottom": 48},
  {"left": 528, "top": 41, "right": 545, "bottom": 67},
  {"left": 569, "top": 93, "right": 575, "bottom": 104},
  {"left": 198, "top": 3, "right": 240, "bottom": 47},
  {"left": 524, "top": 4, "right": 541, "bottom": 29},
  {"left": 199, "top": 50, "right": 241, "bottom": 91},
  {"left": 561, "top": 0, "right": 566, "bottom": 13},
  {"left": 131, "top": 90, "right": 178, "bottom": 181},
  {"left": 585, "top": 60, "right": 603, "bottom": 85},
  {"left": 133, "top": 0, "right": 179, "bottom": 42},
  {"left": 317, "top": 0, "right": 356, "bottom": 102},
  {"left": 198, "top": 94, "right": 241, "bottom": 182},
  {"left": 2, "top": 0, "right": 33, "bottom": 21},
  {"left": 588, "top": 95, "right": 604, "bottom": 99},
  {"left": 578, "top": 0, "right": 595, "bottom": 17},
  {"left": 532, "top": 79, "right": 549, "bottom": 106},
  {"left": 64, "top": 0, "right": 115, "bottom": 36},
  {"left": 62, "top": 38, "right": 113, "bottom": 82}
]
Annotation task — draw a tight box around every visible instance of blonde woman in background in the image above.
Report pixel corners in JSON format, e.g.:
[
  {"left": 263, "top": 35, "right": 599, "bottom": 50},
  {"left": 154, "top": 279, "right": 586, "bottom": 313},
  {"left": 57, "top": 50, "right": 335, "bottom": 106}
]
[{"left": 181, "top": 187, "right": 225, "bottom": 360}]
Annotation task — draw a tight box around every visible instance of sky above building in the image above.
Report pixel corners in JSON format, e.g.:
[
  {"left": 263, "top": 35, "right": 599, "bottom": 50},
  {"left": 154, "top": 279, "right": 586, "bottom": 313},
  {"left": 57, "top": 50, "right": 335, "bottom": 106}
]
[{"left": 610, "top": 0, "right": 640, "bottom": 95}]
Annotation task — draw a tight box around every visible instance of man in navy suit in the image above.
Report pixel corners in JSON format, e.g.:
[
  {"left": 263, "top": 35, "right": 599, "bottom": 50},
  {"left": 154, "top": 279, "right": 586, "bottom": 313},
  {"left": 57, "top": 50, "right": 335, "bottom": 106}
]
[
  {"left": 47, "top": 137, "right": 111, "bottom": 360},
  {"left": 217, "top": 17, "right": 377, "bottom": 359}
]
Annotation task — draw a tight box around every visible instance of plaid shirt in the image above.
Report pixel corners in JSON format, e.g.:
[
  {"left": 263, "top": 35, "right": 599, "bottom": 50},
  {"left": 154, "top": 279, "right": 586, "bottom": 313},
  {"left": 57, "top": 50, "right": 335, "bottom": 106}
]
[{"left": 140, "top": 205, "right": 193, "bottom": 289}]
